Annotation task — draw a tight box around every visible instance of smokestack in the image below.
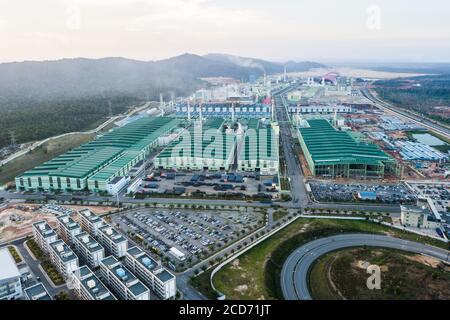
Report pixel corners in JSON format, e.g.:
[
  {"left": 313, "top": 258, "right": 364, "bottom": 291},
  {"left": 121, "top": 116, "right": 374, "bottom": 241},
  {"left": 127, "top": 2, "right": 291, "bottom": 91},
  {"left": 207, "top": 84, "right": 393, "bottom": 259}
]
[
  {"left": 284, "top": 65, "right": 287, "bottom": 82},
  {"left": 187, "top": 100, "right": 191, "bottom": 121},
  {"left": 272, "top": 100, "right": 275, "bottom": 121},
  {"left": 231, "top": 103, "right": 235, "bottom": 122},
  {"left": 199, "top": 100, "right": 203, "bottom": 121}
]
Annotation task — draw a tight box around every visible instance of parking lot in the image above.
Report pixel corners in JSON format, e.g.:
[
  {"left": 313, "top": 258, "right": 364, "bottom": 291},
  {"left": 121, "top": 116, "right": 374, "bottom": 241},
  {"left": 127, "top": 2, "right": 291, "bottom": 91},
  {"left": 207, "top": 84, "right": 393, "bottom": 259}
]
[
  {"left": 111, "top": 208, "right": 264, "bottom": 270},
  {"left": 131, "top": 171, "right": 279, "bottom": 200},
  {"left": 309, "top": 181, "right": 416, "bottom": 204},
  {"left": 408, "top": 183, "right": 450, "bottom": 225}
]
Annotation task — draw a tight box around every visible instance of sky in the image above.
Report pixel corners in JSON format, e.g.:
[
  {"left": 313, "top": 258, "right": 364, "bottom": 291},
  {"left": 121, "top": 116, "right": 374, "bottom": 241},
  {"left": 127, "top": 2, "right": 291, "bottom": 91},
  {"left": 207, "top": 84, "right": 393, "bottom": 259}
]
[{"left": 0, "top": 0, "right": 449, "bottom": 63}]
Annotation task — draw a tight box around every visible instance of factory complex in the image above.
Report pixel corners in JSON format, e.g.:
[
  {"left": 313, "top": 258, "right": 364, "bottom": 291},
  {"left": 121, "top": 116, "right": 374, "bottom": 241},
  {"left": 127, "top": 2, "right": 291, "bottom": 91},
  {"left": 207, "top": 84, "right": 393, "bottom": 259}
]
[
  {"left": 298, "top": 119, "right": 396, "bottom": 179},
  {"left": 16, "top": 117, "right": 181, "bottom": 193}
]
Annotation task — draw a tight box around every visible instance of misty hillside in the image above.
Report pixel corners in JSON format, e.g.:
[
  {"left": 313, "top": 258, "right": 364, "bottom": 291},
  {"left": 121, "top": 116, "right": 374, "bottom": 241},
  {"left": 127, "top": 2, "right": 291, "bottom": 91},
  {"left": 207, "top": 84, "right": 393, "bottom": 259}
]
[
  {"left": 204, "top": 53, "right": 325, "bottom": 75},
  {"left": 0, "top": 53, "right": 325, "bottom": 101}
]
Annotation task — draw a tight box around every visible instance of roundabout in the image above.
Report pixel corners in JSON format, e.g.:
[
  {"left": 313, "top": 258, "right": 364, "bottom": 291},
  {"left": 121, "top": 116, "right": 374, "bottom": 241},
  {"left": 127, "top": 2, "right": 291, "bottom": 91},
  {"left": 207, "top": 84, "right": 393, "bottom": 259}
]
[{"left": 281, "top": 234, "right": 450, "bottom": 300}]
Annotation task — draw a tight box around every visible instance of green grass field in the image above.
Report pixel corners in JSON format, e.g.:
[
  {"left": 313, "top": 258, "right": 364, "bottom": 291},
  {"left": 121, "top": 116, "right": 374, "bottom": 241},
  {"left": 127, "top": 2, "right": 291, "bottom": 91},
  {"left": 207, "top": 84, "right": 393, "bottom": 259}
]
[
  {"left": 202, "top": 218, "right": 448, "bottom": 300},
  {"left": 0, "top": 133, "right": 94, "bottom": 185}
]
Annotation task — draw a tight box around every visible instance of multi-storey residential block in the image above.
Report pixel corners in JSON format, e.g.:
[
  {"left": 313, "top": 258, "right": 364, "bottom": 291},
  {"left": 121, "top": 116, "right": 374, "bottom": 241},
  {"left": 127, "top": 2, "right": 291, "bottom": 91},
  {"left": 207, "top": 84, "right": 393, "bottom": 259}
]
[
  {"left": 125, "top": 246, "right": 176, "bottom": 300},
  {"left": 74, "top": 232, "right": 105, "bottom": 269},
  {"left": 32, "top": 221, "right": 58, "bottom": 253},
  {"left": 24, "top": 283, "right": 52, "bottom": 300},
  {"left": 57, "top": 214, "right": 82, "bottom": 246},
  {"left": 78, "top": 209, "right": 104, "bottom": 237},
  {"left": 71, "top": 265, "right": 116, "bottom": 300},
  {"left": 100, "top": 256, "right": 150, "bottom": 300},
  {"left": 49, "top": 239, "right": 79, "bottom": 278},
  {"left": 98, "top": 225, "right": 128, "bottom": 258}
]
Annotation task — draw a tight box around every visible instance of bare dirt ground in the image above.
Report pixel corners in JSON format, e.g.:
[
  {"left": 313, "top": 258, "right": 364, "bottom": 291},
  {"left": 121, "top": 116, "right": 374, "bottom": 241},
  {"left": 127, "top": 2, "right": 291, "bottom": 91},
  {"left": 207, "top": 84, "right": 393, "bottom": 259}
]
[
  {"left": 0, "top": 203, "right": 116, "bottom": 243},
  {"left": 0, "top": 204, "right": 57, "bottom": 243}
]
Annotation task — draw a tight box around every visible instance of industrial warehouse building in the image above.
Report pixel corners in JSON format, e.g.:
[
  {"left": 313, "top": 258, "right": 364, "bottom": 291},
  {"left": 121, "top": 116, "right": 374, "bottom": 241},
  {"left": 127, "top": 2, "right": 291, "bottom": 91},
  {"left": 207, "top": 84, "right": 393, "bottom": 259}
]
[
  {"left": 238, "top": 119, "right": 280, "bottom": 175},
  {"left": 15, "top": 117, "right": 180, "bottom": 193},
  {"left": 174, "top": 102, "right": 271, "bottom": 119},
  {"left": 155, "top": 118, "right": 236, "bottom": 171},
  {"left": 298, "top": 119, "right": 398, "bottom": 179}
]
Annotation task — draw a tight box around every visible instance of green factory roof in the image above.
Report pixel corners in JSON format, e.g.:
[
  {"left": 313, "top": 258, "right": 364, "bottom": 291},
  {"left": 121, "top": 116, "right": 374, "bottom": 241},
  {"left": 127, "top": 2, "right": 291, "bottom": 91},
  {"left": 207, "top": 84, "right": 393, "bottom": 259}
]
[
  {"left": 239, "top": 126, "right": 278, "bottom": 161},
  {"left": 299, "top": 119, "right": 392, "bottom": 166},
  {"left": 157, "top": 128, "right": 235, "bottom": 160},
  {"left": 18, "top": 117, "right": 180, "bottom": 179}
]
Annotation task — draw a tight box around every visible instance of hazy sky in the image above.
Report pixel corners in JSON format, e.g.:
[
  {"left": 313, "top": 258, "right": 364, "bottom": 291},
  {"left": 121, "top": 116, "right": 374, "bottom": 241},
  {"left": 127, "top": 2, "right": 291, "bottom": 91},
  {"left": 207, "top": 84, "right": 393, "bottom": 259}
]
[{"left": 0, "top": 0, "right": 449, "bottom": 63}]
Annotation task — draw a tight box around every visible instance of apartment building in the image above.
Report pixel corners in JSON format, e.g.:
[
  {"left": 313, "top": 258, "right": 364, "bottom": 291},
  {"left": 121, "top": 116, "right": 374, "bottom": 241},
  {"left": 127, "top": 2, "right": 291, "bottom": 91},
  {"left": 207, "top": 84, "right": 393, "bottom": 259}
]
[
  {"left": 100, "top": 256, "right": 150, "bottom": 300},
  {"left": 57, "top": 214, "right": 82, "bottom": 246},
  {"left": 32, "top": 221, "right": 58, "bottom": 253},
  {"left": 24, "top": 283, "right": 52, "bottom": 300},
  {"left": 49, "top": 239, "right": 79, "bottom": 278},
  {"left": 71, "top": 265, "right": 116, "bottom": 300},
  {"left": 98, "top": 225, "right": 128, "bottom": 259},
  {"left": 74, "top": 232, "right": 105, "bottom": 269},
  {"left": 78, "top": 209, "right": 104, "bottom": 237},
  {"left": 125, "top": 247, "right": 176, "bottom": 300}
]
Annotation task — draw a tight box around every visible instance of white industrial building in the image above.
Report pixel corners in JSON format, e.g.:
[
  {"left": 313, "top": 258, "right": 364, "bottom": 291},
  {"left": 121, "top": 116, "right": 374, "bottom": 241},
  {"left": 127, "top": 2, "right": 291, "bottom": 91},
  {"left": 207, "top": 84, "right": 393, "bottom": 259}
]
[
  {"left": 400, "top": 204, "right": 443, "bottom": 229},
  {"left": 0, "top": 248, "right": 23, "bottom": 300},
  {"left": 100, "top": 256, "right": 150, "bottom": 300},
  {"left": 125, "top": 247, "right": 176, "bottom": 300},
  {"left": 78, "top": 209, "right": 104, "bottom": 237},
  {"left": 70, "top": 265, "right": 116, "bottom": 300},
  {"left": 74, "top": 232, "right": 105, "bottom": 269},
  {"left": 57, "top": 214, "right": 82, "bottom": 246},
  {"left": 32, "top": 221, "right": 58, "bottom": 253},
  {"left": 288, "top": 105, "right": 352, "bottom": 114},
  {"left": 49, "top": 239, "right": 79, "bottom": 278},
  {"left": 106, "top": 176, "right": 130, "bottom": 196},
  {"left": 98, "top": 225, "right": 128, "bottom": 259}
]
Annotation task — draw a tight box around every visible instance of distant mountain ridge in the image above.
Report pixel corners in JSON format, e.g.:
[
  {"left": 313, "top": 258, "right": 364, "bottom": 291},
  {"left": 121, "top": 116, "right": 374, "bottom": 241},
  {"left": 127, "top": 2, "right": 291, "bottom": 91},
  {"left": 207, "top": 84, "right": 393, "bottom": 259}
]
[{"left": 0, "top": 53, "right": 326, "bottom": 101}]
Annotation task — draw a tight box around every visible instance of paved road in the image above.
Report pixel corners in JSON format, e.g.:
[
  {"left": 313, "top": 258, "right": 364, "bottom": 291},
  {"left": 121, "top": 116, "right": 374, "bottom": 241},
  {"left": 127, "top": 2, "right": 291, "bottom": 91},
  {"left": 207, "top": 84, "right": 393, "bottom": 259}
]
[
  {"left": 281, "top": 233, "right": 450, "bottom": 300},
  {"left": 274, "top": 88, "right": 309, "bottom": 207}
]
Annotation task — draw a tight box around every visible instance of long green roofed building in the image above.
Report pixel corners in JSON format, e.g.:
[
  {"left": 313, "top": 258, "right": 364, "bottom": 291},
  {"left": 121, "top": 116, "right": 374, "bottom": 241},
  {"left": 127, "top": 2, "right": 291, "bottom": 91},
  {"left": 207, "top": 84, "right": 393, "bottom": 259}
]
[
  {"left": 155, "top": 118, "right": 236, "bottom": 171},
  {"left": 237, "top": 119, "right": 280, "bottom": 175},
  {"left": 298, "top": 119, "right": 397, "bottom": 179},
  {"left": 16, "top": 117, "right": 180, "bottom": 193}
]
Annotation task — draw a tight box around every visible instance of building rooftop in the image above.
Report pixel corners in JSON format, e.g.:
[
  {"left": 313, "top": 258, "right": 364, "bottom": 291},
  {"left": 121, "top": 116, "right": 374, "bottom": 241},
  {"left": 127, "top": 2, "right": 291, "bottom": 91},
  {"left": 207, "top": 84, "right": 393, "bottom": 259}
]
[
  {"left": 299, "top": 119, "right": 392, "bottom": 166},
  {"left": 101, "top": 256, "right": 149, "bottom": 297},
  {"left": 33, "top": 221, "right": 57, "bottom": 239},
  {"left": 127, "top": 246, "right": 175, "bottom": 282},
  {"left": 74, "top": 266, "right": 116, "bottom": 300},
  {"left": 18, "top": 117, "right": 180, "bottom": 180},
  {"left": 75, "top": 232, "right": 104, "bottom": 253},
  {"left": 58, "top": 215, "right": 82, "bottom": 231},
  {"left": 49, "top": 240, "right": 78, "bottom": 263},
  {"left": 79, "top": 209, "right": 103, "bottom": 224},
  {"left": 99, "top": 225, "right": 127, "bottom": 244},
  {"left": 24, "top": 283, "right": 52, "bottom": 300},
  {"left": 0, "top": 248, "right": 20, "bottom": 280}
]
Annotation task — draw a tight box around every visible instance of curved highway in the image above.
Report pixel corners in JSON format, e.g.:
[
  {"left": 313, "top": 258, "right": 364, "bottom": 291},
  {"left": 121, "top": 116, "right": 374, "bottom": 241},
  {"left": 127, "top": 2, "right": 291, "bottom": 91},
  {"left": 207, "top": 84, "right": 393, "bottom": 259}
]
[{"left": 281, "top": 234, "right": 450, "bottom": 300}]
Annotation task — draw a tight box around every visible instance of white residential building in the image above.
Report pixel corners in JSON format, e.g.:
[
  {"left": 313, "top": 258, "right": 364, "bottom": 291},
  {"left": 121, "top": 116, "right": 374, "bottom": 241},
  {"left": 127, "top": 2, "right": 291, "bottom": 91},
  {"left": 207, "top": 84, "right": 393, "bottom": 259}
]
[
  {"left": 49, "top": 239, "right": 79, "bottom": 278},
  {"left": 24, "top": 283, "right": 52, "bottom": 300},
  {"left": 98, "top": 225, "right": 128, "bottom": 259},
  {"left": 100, "top": 256, "right": 150, "bottom": 300},
  {"left": 125, "top": 247, "right": 176, "bottom": 300},
  {"left": 32, "top": 221, "right": 58, "bottom": 253},
  {"left": 71, "top": 265, "right": 116, "bottom": 300},
  {"left": 0, "top": 248, "right": 23, "bottom": 300},
  {"left": 57, "top": 214, "right": 82, "bottom": 246},
  {"left": 74, "top": 232, "right": 105, "bottom": 269},
  {"left": 78, "top": 209, "right": 104, "bottom": 237}
]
